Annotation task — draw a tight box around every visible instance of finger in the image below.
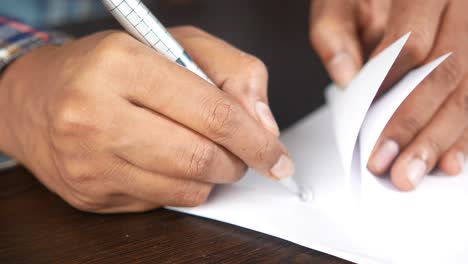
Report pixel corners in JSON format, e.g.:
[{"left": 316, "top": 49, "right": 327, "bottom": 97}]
[
  {"left": 310, "top": 0, "right": 363, "bottom": 87},
  {"left": 372, "top": 0, "right": 448, "bottom": 92},
  {"left": 435, "top": 0, "right": 468, "bottom": 177},
  {"left": 170, "top": 26, "right": 279, "bottom": 136},
  {"left": 389, "top": 85, "right": 468, "bottom": 191},
  {"left": 62, "top": 181, "right": 161, "bottom": 214},
  {"left": 118, "top": 38, "right": 294, "bottom": 180},
  {"left": 368, "top": 3, "right": 468, "bottom": 177},
  {"left": 92, "top": 199, "right": 161, "bottom": 214},
  {"left": 356, "top": 0, "right": 391, "bottom": 57},
  {"left": 367, "top": 56, "right": 460, "bottom": 176},
  {"left": 117, "top": 164, "right": 214, "bottom": 208},
  {"left": 113, "top": 103, "right": 247, "bottom": 184},
  {"left": 439, "top": 77, "right": 468, "bottom": 176},
  {"left": 439, "top": 130, "right": 468, "bottom": 176}
]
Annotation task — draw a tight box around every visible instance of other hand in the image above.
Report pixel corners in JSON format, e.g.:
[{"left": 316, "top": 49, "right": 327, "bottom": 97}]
[{"left": 310, "top": 0, "right": 468, "bottom": 191}]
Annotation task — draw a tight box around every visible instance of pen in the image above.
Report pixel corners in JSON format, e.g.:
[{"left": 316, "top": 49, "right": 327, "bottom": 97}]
[
  {"left": 101, "top": 0, "right": 305, "bottom": 199},
  {"left": 101, "top": 0, "right": 212, "bottom": 83}
]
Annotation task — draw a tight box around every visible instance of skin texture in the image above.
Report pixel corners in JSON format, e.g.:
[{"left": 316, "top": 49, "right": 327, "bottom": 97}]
[
  {"left": 0, "top": 27, "right": 293, "bottom": 213},
  {"left": 310, "top": 0, "right": 468, "bottom": 191}
]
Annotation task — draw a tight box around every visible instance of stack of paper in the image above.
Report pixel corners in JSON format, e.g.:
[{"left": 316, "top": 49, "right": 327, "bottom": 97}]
[{"left": 171, "top": 34, "right": 468, "bottom": 263}]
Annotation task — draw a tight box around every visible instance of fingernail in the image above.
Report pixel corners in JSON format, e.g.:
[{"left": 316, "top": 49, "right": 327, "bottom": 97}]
[
  {"left": 406, "top": 158, "right": 427, "bottom": 187},
  {"left": 457, "top": 152, "right": 465, "bottom": 173},
  {"left": 328, "top": 52, "right": 358, "bottom": 88},
  {"left": 256, "top": 101, "right": 280, "bottom": 136},
  {"left": 271, "top": 155, "right": 295, "bottom": 179},
  {"left": 369, "top": 140, "right": 400, "bottom": 174}
]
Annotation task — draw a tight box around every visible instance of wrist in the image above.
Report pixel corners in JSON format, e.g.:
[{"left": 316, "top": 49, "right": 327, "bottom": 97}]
[
  {"left": 0, "top": 57, "right": 23, "bottom": 158},
  {"left": 0, "top": 45, "right": 58, "bottom": 162},
  {"left": 0, "top": 67, "right": 16, "bottom": 156},
  {"left": 0, "top": 18, "right": 65, "bottom": 159}
]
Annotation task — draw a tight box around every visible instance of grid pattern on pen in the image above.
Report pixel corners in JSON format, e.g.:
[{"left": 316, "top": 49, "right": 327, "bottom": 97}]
[{"left": 106, "top": 0, "right": 178, "bottom": 61}]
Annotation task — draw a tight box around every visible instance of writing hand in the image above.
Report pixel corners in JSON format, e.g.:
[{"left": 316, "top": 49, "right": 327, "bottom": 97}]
[{"left": 0, "top": 27, "right": 293, "bottom": 212}]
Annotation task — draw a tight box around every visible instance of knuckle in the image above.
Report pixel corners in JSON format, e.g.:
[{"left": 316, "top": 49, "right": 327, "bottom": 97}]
[
  {"left": 452, "top": 89, "right": 468, "bottom": 118},
  {"left": 439, "top": 56, "right": 463, "bottom": 87},
  {"left": 53, "top": 102, "right": 86, "bottom": 136},
  {"left": 189, "top": 186, "right": 212, "bottom": 207},
  {"left": 178, "top": 183, "right": 212, "bottom": 207},
  {"left": 68, "top": 193, "right": 103, "bottom": 213},
  {"left": 398, "top": 114, "right": 424, "bottom": 138},
  {"left": 63, "top": 167, "right": 117, "bottom": 212},
  {"left": 310, "top": 20, "right": 328, "bottom": 48},
  {"left": 64, "top": 161, "right": 97, "bottom": 185},
  {"left": 91, "top": 31, "right": 140, "bottom": 64},
  {"left": 228, "top": 163, "right": 248, "bottom": 183},
  {"left": 204, "top": 98, "right": 240, "bottom": 141},
  {"left": 96, "top": 31, "right": 135, "bottom": 50},
  {"left": 404, "top": 31, "right": 432, "bottom": 63},
  {"left": 185, "top": 140, "right": 217, "bottom": 179},
  {"left": 175, "top": 25, "right": 205, "bottom": 36},
  {"left": 310, "top": 17, "right": 353, "bottom": 45},
  {"left": 367, "top": 4, "right": 388, "bottom": 31},
  {"left": 310, "top": 19, "right": 356, "bottom": 60},
  {"left": 52, "top": 95, "right": 107, "bottom": 138},
  {"left": 59, "top": 156, "right": 106, "bottom": 187},
  {"left": 424, "top": 135, "right": 443, "bottom": 158},
  {"left": 242, "top": 55, "right": 268, "bottom": 79},
  {"left": 53, "top": 106, "right": 93, "bottom": 137},
  {"left": 255, "top": 137, "right": 275, "bottom": 164},
  {"left": 243, "top": 56, "right": 269, "bottom": 90}
]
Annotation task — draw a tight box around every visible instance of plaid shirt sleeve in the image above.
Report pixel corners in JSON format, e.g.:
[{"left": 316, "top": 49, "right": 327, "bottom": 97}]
[
  {"left": 0, "top": 17, "right": 65, "bottom": 172},
  {"left": 0, "top": 153, "right": 16, "bottom": 171},
  {"left": 0, "top": 16, "right": 64, "bottom": 70},
  {"left": 0, "top": 0, "right": 107, "bottom": 27}
]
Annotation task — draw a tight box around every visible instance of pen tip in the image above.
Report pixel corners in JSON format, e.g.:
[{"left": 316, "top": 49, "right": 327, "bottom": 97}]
[{"left": 299, "top": 189, "right": 313, "bottom": 202}]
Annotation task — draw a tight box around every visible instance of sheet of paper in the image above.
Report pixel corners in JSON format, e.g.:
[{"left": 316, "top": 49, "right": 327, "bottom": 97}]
[
  {"left": 325, "top": 33, "right": 410, "bottom": 186},
  {"left": 170, "top": 36, "right": 468, "bottom": 263},
  {"left": 359, "top": 53, "right": 453, "bottom": 200},
  {"left": 356, "top": 53, "right": 468, "bottom": 263},
  {"left": 172, "top": 108, "right": 384, "bottom": 264}
]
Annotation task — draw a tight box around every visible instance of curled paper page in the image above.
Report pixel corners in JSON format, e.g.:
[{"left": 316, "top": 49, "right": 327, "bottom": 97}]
[
  {"left": 170, "top": 34, "right": 468, "bottom": 263},
  {"left": 325, "top": 33, "right": 410, "bottom": 190}
]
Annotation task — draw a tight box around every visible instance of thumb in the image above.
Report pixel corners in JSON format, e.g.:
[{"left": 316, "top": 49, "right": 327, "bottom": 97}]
[
  {"left": 170, "top": 26, "right": 280, "bottom": 136},
  {"left": 310, "top": 0, "right": 363, "bottom": 88}
]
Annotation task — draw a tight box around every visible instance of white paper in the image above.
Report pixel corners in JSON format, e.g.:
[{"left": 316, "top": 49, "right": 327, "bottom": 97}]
[
  {"left": 326, "top": 33, "right": 409, "bottom": 185},
  {"left": 170, "top": 35, "right": 468, "bottom": 263}
]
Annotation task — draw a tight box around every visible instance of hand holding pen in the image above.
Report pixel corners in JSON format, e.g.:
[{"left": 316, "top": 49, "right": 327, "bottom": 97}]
[
  {"left": 0, "top": 16, "right": 294, "bottom": 213},
  {"left": 102, "top": 0, "right": 303, "bottom": 196}
]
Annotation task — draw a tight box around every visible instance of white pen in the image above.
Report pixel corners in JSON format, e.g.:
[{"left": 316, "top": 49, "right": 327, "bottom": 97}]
[{"left": 101, "top": 0, "right": 305, "bottom": 199}]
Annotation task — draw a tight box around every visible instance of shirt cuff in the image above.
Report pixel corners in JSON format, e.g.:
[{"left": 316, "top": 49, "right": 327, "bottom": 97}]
[
  {"left": 0, "top": 153, "right": 16, "bottom": 171},
  {"left": 0, "top": 16, "right": 65, "bottom": 71}
]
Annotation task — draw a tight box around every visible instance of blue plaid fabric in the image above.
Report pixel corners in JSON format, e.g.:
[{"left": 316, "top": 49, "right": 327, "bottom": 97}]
[
  {"left": 0, "top": 154, "right": 11, "bottom": 163},
  {"left": 0, "top": 153, "right": 17, "bottom": 170},
  {"left": 0, "top": 0, "right": 107, "bottom": 27},
  {"left": 0, "top": 16, "right": 62, "bottom": 69}
]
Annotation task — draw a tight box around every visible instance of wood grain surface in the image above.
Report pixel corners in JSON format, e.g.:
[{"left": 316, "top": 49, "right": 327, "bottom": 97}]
[{"left": 1, "top": 1, "right": 352, "bottom": 263}]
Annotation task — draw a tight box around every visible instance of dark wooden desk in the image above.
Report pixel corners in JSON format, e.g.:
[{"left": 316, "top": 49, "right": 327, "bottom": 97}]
[{"left": 1, "top": 1, "right": 351, "bottom": 263}]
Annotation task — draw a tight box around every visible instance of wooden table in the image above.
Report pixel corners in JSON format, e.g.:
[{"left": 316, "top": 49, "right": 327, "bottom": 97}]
[{"left": 1, "top": 1, "right": 351, "bottom": 263}]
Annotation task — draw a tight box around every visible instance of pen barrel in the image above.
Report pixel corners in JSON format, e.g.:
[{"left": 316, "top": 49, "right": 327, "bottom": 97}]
[{"left": 101, "top": 0, "right": 212, "bottom": 83}]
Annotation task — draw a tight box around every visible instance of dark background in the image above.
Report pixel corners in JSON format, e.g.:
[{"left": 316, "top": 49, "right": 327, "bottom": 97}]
[
  {"left": 59, "top": 0, "right": 330, "bottom": 130},
  {"left": 0, "top": 0, "right": 349, "bottom": 263}
]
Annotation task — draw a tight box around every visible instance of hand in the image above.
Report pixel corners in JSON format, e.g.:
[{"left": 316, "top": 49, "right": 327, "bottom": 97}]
[
  {"left": 310, "top": 0, "right": 468, "bottom": 191},
  {"left": 0, "top": 27, "right": 293, "bottom": 213}
]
